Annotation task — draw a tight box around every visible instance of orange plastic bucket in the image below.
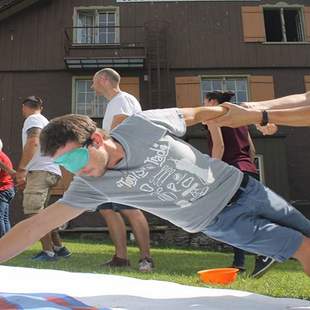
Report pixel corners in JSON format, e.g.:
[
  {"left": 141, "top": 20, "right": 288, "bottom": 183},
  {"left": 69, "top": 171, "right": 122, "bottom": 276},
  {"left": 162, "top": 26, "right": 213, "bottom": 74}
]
[{"left": 197, "top": 268, "right": 239, "bottom": 285}]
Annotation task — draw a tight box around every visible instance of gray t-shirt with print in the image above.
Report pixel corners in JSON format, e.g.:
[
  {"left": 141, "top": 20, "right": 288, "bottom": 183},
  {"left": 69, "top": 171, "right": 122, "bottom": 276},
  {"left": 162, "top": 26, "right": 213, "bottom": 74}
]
[{"left": 58, "top": 108, "right": 243, "bottom": 233}]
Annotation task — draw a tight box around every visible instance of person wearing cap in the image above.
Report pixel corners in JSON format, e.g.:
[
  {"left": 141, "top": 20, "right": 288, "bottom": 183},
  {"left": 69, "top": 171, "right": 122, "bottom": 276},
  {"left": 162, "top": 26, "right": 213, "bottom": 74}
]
[
  {"left": 91, "top": 68, "right": 153, "bottom": 272},
  {"left": 0, "top": 139, "right": 15, "bottom": 237},
  {"left": 1, "top": 105, "right": 310, "bottom": 279},
  {"left": 16, "top": 96, "right": 71, "bottom": 261}
]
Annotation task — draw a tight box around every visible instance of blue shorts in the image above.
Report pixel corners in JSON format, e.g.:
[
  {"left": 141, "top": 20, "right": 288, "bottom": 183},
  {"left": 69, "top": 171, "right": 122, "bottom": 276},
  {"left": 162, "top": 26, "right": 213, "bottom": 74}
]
[
  {"left": 203, "top": 177, "right": 310, "bottom": 262},
  {"left": 97, "top": 202, "right": 136, "bottom": 212}
]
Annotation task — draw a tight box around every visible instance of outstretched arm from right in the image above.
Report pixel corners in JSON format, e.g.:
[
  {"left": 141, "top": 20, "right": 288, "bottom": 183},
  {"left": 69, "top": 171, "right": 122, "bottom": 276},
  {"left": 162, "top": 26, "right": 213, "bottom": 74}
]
[
  {"left": 0, "top": 203, "right": 85, "bottom": 263},
  {"left": 209, "top": 103, "right": 310, "bottom": 128},
  {"left": 267, "top": 106, "right": 310, "bottom": 126},
  {"left": 242, "top": 92, "right": 310, "bottom": 110}
]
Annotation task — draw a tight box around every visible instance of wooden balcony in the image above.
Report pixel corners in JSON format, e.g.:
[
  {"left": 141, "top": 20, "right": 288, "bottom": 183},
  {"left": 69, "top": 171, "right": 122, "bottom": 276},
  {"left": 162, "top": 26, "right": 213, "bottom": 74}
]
[{"left": 64, "top": 26, "right": 146, "bottom": 69}]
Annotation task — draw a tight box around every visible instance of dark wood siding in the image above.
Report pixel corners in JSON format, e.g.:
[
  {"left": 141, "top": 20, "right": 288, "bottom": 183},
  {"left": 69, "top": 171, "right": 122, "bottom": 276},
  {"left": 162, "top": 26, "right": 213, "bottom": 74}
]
[{"left": 1, "top": 1, "right": 310, "bottom": 70}]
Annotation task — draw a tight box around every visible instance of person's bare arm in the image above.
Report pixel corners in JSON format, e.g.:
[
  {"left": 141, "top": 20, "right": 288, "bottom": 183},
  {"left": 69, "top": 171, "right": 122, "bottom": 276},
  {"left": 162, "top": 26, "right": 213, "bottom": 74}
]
[
  {"left": 248, "top": 132, "right": 256, "bottom": 162},
  {"left": 181, "top": 106, "right": 227, "bottom": 127},
  {"left": 0, "top": 202, "right": 86, "bottom": 263},
  {"left": 208, "top": 125, "right": 224, "bottom": 160},
  {"left": 209, "top": 103, "right": 310, "bottom": 128},
  {"left": 242, "top": 92, "right": 310, "bottom": 110},
  {"left": 238, "top": 106, "right": 310, "bottom": 127},
  {"left": 267, "top": 107, "right": 310, "bottom": 126},
  {"left": 16, "top": 127, "right": 41, "bottom": 189},
  {"left": 18, "top": 127, "right": 41, "bottom": 170}
]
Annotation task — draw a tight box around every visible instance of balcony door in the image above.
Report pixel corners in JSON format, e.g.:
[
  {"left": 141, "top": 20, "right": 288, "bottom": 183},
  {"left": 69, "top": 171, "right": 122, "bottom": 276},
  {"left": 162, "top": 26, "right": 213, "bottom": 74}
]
[{"left": 76, "top": 9, "right": 118, "bottom": 44}]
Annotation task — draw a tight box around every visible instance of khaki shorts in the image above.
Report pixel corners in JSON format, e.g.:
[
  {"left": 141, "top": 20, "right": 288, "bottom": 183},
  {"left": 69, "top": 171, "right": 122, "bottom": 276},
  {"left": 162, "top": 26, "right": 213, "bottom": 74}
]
[{"left": 23, "top": 171, "right": 60, "bottom": 215}]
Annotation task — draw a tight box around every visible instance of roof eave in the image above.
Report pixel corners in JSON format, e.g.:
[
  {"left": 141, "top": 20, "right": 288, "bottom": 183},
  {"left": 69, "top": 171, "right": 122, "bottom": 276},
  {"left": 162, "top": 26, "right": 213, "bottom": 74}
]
[{"left": 0, "top": 0, "right": 44, "bottom": 21}]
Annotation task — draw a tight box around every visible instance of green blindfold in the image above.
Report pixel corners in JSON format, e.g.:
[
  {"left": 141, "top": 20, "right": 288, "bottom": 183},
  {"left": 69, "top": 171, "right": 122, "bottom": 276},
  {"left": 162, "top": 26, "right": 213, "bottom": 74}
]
[{"left": 54, "top": 147, "right": 89, "bottom": 174}]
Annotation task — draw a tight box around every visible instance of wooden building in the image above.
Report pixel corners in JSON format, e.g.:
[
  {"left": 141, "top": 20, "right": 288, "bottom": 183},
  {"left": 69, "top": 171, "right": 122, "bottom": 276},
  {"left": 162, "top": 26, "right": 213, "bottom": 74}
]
[{"left": 1, "top": 0, "right": 310, "bottom": 230}]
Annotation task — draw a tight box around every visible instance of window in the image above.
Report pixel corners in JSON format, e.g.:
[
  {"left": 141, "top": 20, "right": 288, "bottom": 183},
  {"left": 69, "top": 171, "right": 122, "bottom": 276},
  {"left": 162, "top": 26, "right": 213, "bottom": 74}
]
[
  {"left": 201, "top": 77, "right": 249, "bottom": 104},
  {"left": 74, "top": 78, "right": 108, "bottom": 117},
  {"left": 75, "top": 8, "right": 119, "bottom": 44},
  {"left": 264, "top": 7, "right": 304, "bottom": 42},
  {"left": 254, "top": 154, "right": 265, "bottom": 184}
]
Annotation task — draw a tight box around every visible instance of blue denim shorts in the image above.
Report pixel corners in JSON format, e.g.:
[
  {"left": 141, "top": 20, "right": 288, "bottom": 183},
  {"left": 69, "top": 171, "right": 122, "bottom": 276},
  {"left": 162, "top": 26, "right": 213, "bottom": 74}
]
[
  {"left": 203, "top": 177, "right": 310, "bottom": 262},
  {"left": 97, "top": 202, "right": 136, "bottom": 212}
]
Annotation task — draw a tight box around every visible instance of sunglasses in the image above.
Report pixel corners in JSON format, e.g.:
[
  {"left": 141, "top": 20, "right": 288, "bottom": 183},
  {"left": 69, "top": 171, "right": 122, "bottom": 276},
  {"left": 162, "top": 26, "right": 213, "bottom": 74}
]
[{"left": 53, "top": 138, "right": 92, "bottom": 174}]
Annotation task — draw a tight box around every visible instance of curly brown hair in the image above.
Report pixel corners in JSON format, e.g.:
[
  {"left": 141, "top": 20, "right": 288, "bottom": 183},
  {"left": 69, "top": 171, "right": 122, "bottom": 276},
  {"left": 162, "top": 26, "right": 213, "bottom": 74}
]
[{"left": 40, "top": 114, "right": 97, "bottom": 156}]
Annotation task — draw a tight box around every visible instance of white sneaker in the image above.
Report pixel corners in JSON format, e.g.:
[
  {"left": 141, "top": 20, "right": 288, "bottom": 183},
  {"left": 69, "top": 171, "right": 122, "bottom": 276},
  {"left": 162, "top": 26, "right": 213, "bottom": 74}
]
[{"left": 138, "top": 257, "right": 154, "bottom": 272}]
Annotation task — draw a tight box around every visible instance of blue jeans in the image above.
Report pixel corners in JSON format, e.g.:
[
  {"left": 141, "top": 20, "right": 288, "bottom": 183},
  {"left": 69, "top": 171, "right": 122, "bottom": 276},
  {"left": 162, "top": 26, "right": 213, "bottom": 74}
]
[
  {"left": 203, "top": 177, "right": 310, "bottom": 262},
  {"left": 0, "top": 188, "right": 15, "bottom": 237}
]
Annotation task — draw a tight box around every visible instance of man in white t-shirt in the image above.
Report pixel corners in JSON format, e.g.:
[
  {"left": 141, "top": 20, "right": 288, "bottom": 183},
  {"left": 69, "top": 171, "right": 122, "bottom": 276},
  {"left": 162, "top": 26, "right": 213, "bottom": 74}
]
[
  {"left": 91, "top": 68, "right": 153, "bottom": 272},
  {"left": 16, "top": 96, "right": 71, "bottom": 261}
]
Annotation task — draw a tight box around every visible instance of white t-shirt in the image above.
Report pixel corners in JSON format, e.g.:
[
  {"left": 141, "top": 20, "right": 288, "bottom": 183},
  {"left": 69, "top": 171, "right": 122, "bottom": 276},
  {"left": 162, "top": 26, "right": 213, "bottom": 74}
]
[
  {"left": 22, "top": 113, "right": 61, "bottom": 175},
  {"left": 102, "top": 91, "right": 142, "bottom": 132}
]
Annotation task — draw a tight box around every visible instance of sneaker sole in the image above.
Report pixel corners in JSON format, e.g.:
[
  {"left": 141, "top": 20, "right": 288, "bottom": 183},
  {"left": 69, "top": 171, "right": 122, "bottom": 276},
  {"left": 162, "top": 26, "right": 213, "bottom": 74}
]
[
  {"left": 57, "top": 253, "right": 72, "bottom": 258},
  {"left": 251, "top": 260, "right": 276, "bottom": 278},
  {"left": 139, "top": 268, "right": 153, "bottom": 272}
]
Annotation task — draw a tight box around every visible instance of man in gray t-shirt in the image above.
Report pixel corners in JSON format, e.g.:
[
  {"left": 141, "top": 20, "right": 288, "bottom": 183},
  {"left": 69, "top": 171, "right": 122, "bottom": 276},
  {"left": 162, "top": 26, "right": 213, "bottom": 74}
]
[{"left": 1, "top": 106, "right": 310, "bottom": 280}]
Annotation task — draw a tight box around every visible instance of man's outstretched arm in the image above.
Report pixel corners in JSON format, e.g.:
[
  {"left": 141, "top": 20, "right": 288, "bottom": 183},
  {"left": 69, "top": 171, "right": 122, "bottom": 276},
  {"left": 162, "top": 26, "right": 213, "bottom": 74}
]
[
  {"left": 181, "top": 106, "right": 227, "bottom": 127},
  {"left": 0, "top": 203, "right": 85, "bottom": 263},
  {"left": 242, "top": 92, "right": 310, "bottom": 110}
]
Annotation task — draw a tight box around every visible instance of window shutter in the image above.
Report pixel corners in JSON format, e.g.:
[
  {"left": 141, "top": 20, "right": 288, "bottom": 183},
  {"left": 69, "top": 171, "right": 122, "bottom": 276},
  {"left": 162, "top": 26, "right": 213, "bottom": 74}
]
[
  {"left": 175, "top": 76, "right": 201, "bottom": 108},
  {"left": 241, "top": 6, "right": 265, "bottom": 42},
  {"left": 249, "top": 76, "right": 275, "bottom": 101},
  {"left": 305, "top": 76, "right": 310, "bottom": 92},
  {"left": 50, "top": 168, "right": 73, "bottom": 196},
  {"left": 120, "top": 77, "right": 140, "bottom": 100},
  {"left": 304, "top": 7, "right": 310, "bottom": 42}
]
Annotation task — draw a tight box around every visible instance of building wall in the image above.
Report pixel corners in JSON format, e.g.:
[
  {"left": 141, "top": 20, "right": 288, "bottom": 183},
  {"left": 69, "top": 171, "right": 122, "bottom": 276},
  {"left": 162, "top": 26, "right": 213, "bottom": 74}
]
[{"left": 1, "top": 0, "right": 310, "bottom": 70}]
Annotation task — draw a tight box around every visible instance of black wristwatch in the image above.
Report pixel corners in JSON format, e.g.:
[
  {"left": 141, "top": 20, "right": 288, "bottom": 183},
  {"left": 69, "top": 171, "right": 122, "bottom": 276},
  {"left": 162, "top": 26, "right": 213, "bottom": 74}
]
[{"left": 260, "top": 110, "right": 269, "bottom": 126}]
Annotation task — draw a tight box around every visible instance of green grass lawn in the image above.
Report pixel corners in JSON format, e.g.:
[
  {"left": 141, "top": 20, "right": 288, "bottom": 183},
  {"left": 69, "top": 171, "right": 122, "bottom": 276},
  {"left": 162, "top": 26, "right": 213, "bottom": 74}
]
[{"left": 5, "top": 238, "right": 310, "bottom": 300}]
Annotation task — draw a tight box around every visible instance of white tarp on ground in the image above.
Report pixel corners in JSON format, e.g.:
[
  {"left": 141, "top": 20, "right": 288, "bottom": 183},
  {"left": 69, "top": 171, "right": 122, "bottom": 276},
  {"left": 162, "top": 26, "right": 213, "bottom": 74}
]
[{"left": 1, "top": 265, "right": 310, "bottom": 310}]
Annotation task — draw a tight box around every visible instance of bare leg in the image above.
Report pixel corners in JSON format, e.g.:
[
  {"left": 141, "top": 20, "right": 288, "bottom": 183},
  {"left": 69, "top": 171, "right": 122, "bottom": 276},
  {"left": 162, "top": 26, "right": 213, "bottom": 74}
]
[
  {"left": 51, "top": 229, "right": 62, "bottom": 247},
  {"left": 40, "top": 232, "right": 54, "bottom": 252},
  {"left": 293, "top": 236, "right": 310, "bottom": 276},
  {"left": 99, "top": 209, "right": 128, "bottom": 259},
  {"left": 120, "top": 209, "right": 151, "bottom": 259}
]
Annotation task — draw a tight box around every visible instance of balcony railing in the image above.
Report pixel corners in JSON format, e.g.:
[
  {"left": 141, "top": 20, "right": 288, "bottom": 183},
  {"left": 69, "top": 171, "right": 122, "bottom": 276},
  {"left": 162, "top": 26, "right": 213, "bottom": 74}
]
[{"left": 64, "top": 26, "right": 145, "bottom": 48}]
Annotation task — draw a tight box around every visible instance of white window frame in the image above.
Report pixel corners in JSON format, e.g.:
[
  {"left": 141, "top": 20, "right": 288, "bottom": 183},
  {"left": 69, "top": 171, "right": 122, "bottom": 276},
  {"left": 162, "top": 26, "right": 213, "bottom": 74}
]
[
  {"left": 73, "top": 6, "right": 120, "bottom": 45},
  {"left": 263, "top": 3, "right": 305, "bottom": 43},
  {"left": 200, "top": 75, "right": 250, "bottom": 105},
  {"left": 254, "top": 154, "right": 265, "bottom": 184},
  {"left": 72, "top": 76, "right": 108, "bottom": 118}
]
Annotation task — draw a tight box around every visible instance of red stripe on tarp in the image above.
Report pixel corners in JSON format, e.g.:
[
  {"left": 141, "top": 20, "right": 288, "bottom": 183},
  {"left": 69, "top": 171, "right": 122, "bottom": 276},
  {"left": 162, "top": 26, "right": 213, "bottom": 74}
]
[
  {"left": 46, "top": 297, "right": 71, "bottom": 306},
  {"left": 72, "top": 307, "right": 100, "bottom": 310},
  {"left": 46, "top": 297, "right": 99, "bottom": 310},
  {"left": 0, "top": 298, "right": 18, "bottom": 310}
]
